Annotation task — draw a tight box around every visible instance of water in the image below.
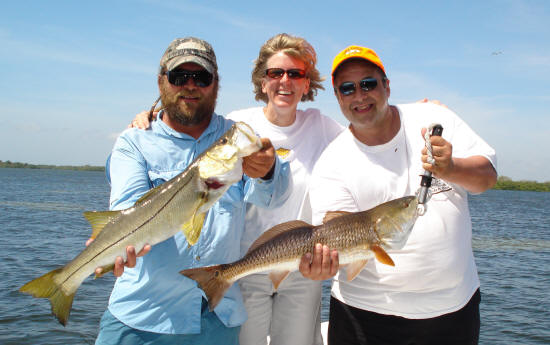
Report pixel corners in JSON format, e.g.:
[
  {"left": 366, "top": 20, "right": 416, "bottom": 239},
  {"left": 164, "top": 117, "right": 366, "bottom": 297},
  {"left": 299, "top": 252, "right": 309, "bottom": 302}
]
[{"left": 1, "top": 168, "right": 549, "bottom": 344}]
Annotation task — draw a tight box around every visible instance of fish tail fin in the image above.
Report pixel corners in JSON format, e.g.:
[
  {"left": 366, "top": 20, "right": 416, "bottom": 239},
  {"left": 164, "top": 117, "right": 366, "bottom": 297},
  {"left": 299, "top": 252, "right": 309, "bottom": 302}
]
[
  {"left": 19, "top": 268, "right": 75, "bottom": 326},
  {"left": 180, "top": 265, "right": 230, "bottom": 311}
]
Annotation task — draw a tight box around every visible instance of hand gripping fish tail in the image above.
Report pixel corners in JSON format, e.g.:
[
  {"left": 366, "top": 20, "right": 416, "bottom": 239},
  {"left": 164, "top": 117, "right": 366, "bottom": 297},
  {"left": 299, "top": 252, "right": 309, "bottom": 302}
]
[
  {"left": 19, "top": 121, "right": 261, "bottom": 326},
  {"left": 181, "top": 196, "right": 419, "bottom": 311}
]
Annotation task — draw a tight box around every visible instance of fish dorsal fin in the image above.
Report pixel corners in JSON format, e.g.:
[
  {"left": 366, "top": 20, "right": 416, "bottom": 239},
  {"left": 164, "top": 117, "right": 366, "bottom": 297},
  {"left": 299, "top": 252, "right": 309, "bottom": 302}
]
[
  {"left": 269, "top": 270, "right": 291, "bottom": 290},
  {"left": 136, "top": 165, "right": 199, "bottom": 205},
  {"left": 372, "top": 245, "right": 395, "bottom": 266},
  {"left": 83, "top": 210, "right": 122, "bottom": 239},
  {"left": 346, "top": 259, "right": 368, "bottom": 281},
  {"left": 135, "top": 184, "right": 162, "bottom": 205},
  {"left": 247, "top": 220, "right": 312, "bottom": 254},
  {"left": 323, "top": 211, "right": 352, "bottom": 223}
]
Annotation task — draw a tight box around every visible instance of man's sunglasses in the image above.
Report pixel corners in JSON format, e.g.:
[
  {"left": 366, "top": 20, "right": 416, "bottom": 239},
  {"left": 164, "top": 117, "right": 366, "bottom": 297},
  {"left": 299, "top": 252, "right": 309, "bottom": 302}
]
[
  {"left": 265, "top": 68, "right": 306, "bottom": 80},
  {"left": 165, "top": 70, "right": 214, "bottom": 87},
  {"left": 337, "top": 77, "right": 383, "bottom": 96}
]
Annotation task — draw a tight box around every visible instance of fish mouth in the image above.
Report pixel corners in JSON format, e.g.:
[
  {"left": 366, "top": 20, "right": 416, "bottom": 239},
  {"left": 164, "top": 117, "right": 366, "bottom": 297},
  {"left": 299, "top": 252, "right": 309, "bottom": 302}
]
[
  {"left": 205, "top": 178, "right": 225, "bottom": 190},
  {"left": 233, "top": 123, "right": 263, "bottom": 156}
]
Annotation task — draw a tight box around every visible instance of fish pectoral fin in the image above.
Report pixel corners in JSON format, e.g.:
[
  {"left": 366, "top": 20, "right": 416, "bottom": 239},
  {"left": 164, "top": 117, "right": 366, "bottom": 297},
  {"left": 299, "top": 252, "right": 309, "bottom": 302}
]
[
  {"left": 323, "top": 211, "right": 352, "bottom": 223},
  {"left": 182, "top": 212, "right": 206, "bottom": 246},
  {"left": 346, "top": 260, "right": 368, "bottom": 281},
  {"left": 94, "top": 264, "right": 115, "bottom": 279},
  {"left": 269, "top": 270, "right": 290, "bottom": 290},
  {"left": 83, "top": 210, "right": 122, "bottom": 239},
  {"left": 246, "top": 220, "right": 312, "bottom": 254},
  {"left": 372, "top": 245, "right": 395, "bottom": 266}
]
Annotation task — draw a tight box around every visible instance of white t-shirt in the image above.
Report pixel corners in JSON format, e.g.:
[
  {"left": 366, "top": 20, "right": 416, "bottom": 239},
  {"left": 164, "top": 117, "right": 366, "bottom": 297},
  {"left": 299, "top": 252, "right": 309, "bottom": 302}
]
[
  {"left": 227, "top": 107, "right": 344, "bottom": 256},
  {"left": 310, "top": 102, "right": 497, "bottom": 319}
]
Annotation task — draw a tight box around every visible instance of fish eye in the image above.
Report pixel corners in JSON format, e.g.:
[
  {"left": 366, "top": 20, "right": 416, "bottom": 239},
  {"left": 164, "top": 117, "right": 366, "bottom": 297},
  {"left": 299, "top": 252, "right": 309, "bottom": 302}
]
[{"left": 220, "top": 138, "right": 228, "bottom": 144}]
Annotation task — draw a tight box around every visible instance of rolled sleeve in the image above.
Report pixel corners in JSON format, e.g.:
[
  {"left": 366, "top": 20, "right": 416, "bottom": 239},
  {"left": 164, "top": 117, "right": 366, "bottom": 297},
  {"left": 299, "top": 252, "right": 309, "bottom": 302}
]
[{"left": 108, "top": 133, "right": 151, "bottom": 211}]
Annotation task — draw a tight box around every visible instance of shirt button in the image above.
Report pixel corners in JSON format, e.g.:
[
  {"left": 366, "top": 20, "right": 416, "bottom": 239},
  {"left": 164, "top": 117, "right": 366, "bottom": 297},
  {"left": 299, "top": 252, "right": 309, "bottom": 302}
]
[{"left": 196, "top": 255, "right": 201, "bottom": 261}]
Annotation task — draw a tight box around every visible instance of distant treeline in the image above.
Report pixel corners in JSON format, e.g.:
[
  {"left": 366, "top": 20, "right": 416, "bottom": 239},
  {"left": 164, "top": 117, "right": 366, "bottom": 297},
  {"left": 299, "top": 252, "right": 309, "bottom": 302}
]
[
  {"left": 1, "top": 161, "right": 548, "bottom": 192},
  {"left": 493, "top": 176, "right": 550, "bottom": 192},
  {"left": 0, "top": 160, "right": 104, "bottom": 171}
]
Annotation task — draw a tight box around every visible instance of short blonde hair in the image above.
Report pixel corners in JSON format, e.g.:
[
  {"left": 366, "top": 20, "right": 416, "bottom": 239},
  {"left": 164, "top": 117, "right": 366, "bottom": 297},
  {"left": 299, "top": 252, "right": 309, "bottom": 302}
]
[{"left": 252, "top": 33, "right": 324, "bottom": 103}]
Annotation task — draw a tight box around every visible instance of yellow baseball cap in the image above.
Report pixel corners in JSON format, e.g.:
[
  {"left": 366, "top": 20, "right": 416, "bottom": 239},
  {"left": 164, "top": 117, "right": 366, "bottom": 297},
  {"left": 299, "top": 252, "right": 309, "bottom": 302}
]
[{"left": 331, "top": 45, "right": 385, "bottom": 85}]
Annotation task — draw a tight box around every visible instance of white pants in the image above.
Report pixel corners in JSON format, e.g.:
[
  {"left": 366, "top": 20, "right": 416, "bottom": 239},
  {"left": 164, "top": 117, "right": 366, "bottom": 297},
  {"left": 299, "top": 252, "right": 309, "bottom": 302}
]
[{"left": 238, "top": 271, "right": 323, "bottom": 345}]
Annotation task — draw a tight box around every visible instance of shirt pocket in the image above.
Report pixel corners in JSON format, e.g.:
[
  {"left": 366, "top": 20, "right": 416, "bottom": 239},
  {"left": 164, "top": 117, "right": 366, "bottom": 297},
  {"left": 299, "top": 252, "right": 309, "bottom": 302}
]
[{"left": 216, "top": 184, "right": 245, "bottom": 213}]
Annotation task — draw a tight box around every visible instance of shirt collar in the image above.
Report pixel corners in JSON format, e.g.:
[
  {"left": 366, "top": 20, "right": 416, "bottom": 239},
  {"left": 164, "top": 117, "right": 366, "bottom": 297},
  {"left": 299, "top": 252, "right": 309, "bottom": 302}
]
[{"left": 153, "top": 110, "right": 220, "bottom": 141}]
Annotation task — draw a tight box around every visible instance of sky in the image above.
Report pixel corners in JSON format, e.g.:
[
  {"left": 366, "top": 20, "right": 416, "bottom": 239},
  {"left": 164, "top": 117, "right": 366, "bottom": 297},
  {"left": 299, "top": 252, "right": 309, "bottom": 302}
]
[{"left": 1, "top": 0, "right": 549, "bottom": 182}]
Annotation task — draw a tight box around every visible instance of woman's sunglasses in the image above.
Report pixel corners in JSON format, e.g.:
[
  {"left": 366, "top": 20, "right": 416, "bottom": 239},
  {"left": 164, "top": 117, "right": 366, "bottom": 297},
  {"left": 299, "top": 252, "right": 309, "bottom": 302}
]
[
  {"left": 165, "top": 70, "right": 214, "bottom": 87},
  {"left": 338, "top": 77, "right": 383, "bottom": 96},
  {"left": 265, "top": 68, "right": 306, "bottom": 80}
]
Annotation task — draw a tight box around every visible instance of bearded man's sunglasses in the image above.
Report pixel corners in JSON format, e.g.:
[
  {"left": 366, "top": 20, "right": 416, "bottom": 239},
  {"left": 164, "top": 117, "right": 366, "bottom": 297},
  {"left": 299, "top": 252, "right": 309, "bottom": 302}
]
[{"left": 165, "top": 69, "right": 214, "bottom": 87}]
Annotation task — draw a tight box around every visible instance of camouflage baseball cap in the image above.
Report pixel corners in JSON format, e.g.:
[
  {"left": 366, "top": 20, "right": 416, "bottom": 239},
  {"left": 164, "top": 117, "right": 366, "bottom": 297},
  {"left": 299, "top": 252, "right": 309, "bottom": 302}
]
[{"left": 159, "top": 37, "right": 218, "bottom": 75}]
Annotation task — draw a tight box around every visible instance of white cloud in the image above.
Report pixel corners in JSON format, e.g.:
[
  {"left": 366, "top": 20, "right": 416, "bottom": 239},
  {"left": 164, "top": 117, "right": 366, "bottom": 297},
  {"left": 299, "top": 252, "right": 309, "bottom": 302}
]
[
  {"left": 0, "top": 34, "right": 152, "bottom": 75},
  {"left": 141, "top": 0, "right": 275, "bottom": 32},
  {"left": 500, "top": 0, "right": 550, "bottom": 34},
  {"left": 389, "top": 70, "right": 550, "bottom": 182},
  {"left": 521, "top": 54, "right": 550, "bottom": 68}
]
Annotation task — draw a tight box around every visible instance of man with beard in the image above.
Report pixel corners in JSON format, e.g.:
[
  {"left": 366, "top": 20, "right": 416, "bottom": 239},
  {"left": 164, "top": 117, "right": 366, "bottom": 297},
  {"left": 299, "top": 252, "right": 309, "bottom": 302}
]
[{"left": 94, "top": 37, "right": 290, "bottom": 345}]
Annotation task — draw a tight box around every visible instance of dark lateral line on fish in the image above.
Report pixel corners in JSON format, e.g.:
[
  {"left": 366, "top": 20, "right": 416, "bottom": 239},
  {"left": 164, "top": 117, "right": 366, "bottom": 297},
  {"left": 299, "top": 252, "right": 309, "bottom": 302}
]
[{"left": 62, "top": 174, "right": 196, "bottom": 284}]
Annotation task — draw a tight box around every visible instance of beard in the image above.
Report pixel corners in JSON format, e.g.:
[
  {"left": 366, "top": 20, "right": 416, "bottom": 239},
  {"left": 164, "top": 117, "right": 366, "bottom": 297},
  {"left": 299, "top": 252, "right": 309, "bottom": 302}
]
[{"left": 160, "top": 81, "right": 218, "bottom": 126}]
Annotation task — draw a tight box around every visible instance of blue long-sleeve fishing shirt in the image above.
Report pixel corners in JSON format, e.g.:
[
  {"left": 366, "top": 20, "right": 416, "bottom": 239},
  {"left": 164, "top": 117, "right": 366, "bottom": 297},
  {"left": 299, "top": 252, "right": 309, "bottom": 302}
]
[{"left": 105, "top": 112, "right": 290, "bottom": 334}]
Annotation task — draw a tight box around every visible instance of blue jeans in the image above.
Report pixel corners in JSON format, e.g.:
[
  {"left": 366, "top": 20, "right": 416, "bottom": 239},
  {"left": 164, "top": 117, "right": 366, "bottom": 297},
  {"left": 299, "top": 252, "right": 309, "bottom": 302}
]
[{"left": 95, "top": 301, "right": 240, "bottom": 345}]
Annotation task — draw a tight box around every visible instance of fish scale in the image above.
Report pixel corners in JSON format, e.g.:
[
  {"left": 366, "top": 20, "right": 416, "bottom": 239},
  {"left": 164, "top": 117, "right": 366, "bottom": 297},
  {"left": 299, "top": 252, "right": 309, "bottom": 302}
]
[
  {"left": 181, "top": 195, "right": 419, "bottom": 311},
  {"left": 19, "top": 121, "right": 262, "bottom": 326}
]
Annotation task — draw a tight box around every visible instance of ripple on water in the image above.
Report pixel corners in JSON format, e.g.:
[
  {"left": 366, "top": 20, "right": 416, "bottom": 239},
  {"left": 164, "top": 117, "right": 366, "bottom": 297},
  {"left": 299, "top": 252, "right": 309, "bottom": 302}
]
[
  {"left": 3, "top": 171, "right": 550, "bottom": 344},
  {"left": 473, "top": 235, "right": 550, "bottom": 252},
  {"left": 0, "top": 201, "right": 85, "bottom": 212}
]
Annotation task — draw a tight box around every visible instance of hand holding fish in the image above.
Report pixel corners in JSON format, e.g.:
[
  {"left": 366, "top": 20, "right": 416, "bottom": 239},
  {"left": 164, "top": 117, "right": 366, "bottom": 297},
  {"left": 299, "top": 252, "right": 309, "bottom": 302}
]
[
  {"left": 85, "top": 238, "right": 152, "bottom": 277},
  {"left": 181, "top": 196, "right": 419, "bottom": 311},
  {"left": 243, "top": 137, "right": 276, "bottom": 179},
  {"left": 19, "top": 122, "right": 264, "bottom": 326},
  {"left": 299, "top": 243, "right": 339, "bottom": 281},
  {"left": 127, "top": 111, "right": 276, "bottom": 180}
]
